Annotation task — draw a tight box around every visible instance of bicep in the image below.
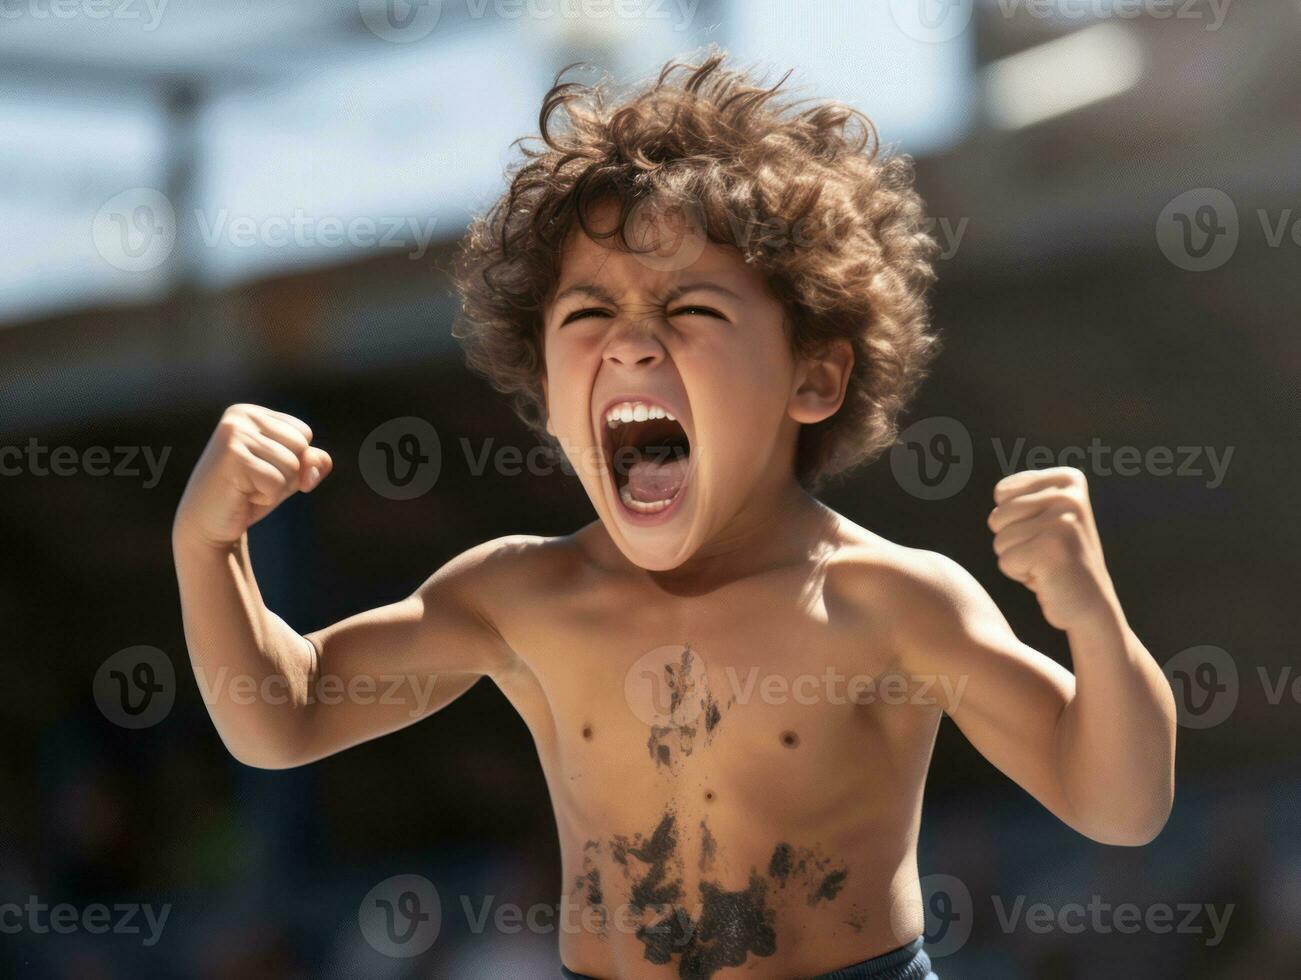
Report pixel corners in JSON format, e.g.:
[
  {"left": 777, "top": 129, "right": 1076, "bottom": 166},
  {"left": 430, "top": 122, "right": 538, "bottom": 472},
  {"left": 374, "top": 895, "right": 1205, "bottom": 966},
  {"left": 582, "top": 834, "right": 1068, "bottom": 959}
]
[
  {"left": 892, "top": 555, "right": 1079, "bottom": 826},
  {"left": 291, "top": 549, "right": 516, "bottom": 763}
]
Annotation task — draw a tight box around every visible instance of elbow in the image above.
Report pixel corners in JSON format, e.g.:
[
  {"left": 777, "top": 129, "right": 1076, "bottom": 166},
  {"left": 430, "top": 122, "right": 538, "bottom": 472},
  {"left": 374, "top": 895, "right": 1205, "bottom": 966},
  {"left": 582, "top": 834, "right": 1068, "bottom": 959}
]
[
  {"left": 214, "top": 722, "right": 311, "bottom": 771},
  {"left": 1079, "top": 794, "right": 1174, "bottom": 847},
  {"left": 1089, "top": 821, "right": 1165, "bottom": 848},
  {"left": 228, "top": 747, "right": 306, "bottom": 771}
]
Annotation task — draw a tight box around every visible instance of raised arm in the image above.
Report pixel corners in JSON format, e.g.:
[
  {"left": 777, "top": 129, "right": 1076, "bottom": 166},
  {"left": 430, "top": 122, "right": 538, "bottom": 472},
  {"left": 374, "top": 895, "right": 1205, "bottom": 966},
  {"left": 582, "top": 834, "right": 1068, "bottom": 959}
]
[
  {"left": 172, "top": 404, "right": 517, "bottom": 770},
  {"left": 882, "top": 467, "right": 1177, "bottom": 846}
]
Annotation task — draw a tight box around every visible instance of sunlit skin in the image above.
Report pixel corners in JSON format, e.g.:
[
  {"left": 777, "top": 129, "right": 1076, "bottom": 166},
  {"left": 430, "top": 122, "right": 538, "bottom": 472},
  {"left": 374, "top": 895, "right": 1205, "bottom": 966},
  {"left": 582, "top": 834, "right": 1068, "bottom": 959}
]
[
  {"left": 172, "top": 201, "right": 1177, "bottom": 978},
  {"left": 538, "top": 199, "right": 853, "bottom": 580}
]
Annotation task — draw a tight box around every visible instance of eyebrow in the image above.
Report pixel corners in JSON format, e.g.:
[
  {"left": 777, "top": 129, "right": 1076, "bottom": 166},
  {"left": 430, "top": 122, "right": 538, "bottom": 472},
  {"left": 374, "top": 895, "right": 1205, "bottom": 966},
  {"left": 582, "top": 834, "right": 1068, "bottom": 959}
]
[{"left": 550, "top": 281, "right": 743, "bottom": 308}]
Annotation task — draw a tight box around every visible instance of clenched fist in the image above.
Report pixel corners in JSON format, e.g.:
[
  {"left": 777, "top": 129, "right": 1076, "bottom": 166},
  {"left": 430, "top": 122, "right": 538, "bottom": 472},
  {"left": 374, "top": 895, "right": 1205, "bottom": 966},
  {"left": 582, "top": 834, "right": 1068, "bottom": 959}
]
[
  {"left": 988, "top": 466, "right": 1121, "bottom": 632},
  {"left": 173, "top": 404, "right": 333, "bottom": 549}
]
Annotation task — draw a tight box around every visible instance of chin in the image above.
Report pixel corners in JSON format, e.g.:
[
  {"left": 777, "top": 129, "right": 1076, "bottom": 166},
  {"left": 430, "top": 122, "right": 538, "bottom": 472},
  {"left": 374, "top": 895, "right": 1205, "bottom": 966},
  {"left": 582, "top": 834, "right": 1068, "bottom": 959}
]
[{"left": 600, "top": 474, "right": 703, "bottom": 571}]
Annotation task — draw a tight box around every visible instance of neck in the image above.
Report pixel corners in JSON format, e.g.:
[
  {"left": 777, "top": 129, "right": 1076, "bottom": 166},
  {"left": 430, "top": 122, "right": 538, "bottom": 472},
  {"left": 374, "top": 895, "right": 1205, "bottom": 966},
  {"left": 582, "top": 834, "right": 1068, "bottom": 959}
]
[{"left": 644, "top": 472, "right": 831, "bottom": 595}]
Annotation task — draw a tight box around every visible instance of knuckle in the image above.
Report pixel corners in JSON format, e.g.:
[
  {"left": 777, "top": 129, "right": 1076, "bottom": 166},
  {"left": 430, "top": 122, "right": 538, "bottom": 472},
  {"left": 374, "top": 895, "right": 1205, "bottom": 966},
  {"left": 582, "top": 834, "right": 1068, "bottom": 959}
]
[{"left": 215, "top": 417, "right": 244, "bottom": 443}]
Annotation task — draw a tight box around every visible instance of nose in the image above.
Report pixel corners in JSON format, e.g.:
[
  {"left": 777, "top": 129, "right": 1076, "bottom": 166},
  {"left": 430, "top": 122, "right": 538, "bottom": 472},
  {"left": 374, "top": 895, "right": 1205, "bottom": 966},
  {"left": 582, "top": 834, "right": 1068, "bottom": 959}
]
[{"left": 603, "top": 319, "right": 666, "bottom": 369}]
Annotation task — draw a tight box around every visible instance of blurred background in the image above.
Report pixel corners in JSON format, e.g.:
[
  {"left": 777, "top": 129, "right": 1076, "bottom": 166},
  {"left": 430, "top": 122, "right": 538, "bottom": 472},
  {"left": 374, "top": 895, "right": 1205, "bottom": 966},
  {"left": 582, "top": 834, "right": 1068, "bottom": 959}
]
[{"left": 1, "top": 0, "right": 1298, "bottom": 976}]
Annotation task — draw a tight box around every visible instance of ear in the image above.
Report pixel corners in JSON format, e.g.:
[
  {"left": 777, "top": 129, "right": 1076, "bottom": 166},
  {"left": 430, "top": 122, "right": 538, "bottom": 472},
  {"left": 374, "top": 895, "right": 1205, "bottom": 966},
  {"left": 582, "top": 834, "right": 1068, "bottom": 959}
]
[{"left": 788, "top": 338, "right": 853, "bottom": 425}]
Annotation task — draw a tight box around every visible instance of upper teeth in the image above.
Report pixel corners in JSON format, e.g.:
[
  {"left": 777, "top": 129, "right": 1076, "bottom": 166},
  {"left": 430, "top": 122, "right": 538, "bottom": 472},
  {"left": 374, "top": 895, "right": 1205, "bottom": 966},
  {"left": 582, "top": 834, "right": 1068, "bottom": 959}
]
[{"left": 605, "top": 401, "right": 675, "bottom": 427}]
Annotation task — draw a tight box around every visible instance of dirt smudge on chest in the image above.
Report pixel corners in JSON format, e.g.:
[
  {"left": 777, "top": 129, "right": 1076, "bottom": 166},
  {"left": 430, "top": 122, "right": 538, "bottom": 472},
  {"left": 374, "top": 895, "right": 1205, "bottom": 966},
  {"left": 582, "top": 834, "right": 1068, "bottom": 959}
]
[{"left": 643, "top": 645, "right": 725, "bottom": 772}]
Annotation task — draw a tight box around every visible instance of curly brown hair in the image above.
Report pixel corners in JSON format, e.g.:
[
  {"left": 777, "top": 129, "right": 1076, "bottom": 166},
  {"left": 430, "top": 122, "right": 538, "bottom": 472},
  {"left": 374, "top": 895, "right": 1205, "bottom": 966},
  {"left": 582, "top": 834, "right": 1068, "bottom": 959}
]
[{"left": 450, "top": 47, "right": 941, "bottom": 492}]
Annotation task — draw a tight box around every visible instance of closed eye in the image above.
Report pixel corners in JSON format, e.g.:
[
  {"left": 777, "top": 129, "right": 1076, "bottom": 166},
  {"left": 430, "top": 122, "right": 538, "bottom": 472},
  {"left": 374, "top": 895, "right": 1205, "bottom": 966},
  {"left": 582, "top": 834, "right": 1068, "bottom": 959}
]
[
  {"left": 560, "top": 305, "right": 726, "bottom": 326},
  {"left": 561, "top": 307, "right": 613, "bottom": 325},
  {"left": 670, "top": 306, "right": 726, "bottom": 319}
]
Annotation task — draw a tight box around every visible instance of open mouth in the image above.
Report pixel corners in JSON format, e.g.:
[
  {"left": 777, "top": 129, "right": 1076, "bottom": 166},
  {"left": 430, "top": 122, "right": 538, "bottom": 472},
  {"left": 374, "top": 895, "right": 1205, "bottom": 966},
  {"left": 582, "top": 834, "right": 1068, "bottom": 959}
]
[{"left": 601, "top": 401, "right": 692, "bottom": 516}]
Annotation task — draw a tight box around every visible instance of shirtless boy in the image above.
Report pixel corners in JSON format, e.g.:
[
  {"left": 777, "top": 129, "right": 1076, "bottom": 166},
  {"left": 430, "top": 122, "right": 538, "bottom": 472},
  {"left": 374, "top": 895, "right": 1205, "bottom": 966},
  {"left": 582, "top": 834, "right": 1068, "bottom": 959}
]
[{"left": 172, "top": 53, "right": 1177, "bottom": 979}]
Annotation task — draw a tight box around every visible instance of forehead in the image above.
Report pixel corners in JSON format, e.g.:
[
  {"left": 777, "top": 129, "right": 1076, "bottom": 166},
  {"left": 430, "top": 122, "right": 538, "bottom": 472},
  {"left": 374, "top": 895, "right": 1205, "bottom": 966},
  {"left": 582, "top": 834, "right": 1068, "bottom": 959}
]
[{"left": 550, "top": 197, "right": 762, "bottom": 300}]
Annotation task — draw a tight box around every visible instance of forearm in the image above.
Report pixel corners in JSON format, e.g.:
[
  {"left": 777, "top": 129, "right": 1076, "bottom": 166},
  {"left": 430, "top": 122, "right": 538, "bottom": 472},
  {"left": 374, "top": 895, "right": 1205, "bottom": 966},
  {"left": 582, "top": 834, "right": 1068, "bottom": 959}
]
[
  {"left": 172, "top": 529, "right": 315, "bottom": 767},
  {"left": 1053, "top": 603, "right": 1177, "bottom": 845}
]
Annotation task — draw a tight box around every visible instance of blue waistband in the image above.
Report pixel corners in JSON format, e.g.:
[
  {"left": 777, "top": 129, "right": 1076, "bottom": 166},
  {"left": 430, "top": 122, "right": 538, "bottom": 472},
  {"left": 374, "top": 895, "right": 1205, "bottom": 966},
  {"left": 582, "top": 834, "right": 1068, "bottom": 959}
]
[{"left": 559, "top": 934, "right": 938, "bottom": 979}]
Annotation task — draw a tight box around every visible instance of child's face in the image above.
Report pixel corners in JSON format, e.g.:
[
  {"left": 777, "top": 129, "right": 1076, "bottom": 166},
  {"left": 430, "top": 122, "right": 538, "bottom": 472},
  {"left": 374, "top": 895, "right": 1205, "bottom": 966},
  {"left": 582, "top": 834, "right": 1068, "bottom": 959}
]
[{"left": 541, "top": 199, "right": 845, "bottom": 571}]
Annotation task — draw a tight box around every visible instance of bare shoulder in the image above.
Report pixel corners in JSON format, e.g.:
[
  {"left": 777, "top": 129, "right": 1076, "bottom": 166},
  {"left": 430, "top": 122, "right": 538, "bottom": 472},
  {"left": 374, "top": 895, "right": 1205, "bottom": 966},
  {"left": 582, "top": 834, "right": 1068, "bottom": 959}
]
[
  {"left": 423, "top": 531, "right": 590, "bottom": 606},
  {"left": 821, "top": 515, "right": 1006, "bottom": 666}
]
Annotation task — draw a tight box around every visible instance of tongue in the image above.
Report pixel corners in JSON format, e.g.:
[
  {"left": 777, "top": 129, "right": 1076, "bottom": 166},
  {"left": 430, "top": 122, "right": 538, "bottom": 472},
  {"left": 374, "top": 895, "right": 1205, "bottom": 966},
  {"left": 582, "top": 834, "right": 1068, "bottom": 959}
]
[{"left": 625, "top": 454, "right": 689, "bottom": 502}]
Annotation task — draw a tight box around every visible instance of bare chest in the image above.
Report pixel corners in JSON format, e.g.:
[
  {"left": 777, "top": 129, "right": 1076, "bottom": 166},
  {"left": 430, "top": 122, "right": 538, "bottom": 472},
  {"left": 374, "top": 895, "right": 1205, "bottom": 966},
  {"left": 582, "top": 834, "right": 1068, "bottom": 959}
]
[{"left": 495, "top": 575, "right": 938, "bottom": 821}]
